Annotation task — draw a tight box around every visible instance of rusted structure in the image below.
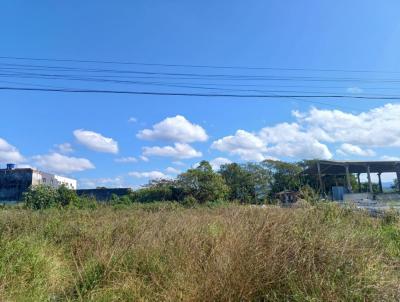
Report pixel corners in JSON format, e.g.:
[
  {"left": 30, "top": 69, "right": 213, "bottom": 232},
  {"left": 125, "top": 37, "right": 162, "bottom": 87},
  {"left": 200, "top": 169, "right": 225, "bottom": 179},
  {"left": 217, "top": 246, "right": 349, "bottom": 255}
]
[{"left": 303, "top": 160, "right": 400, "bottom": 194}]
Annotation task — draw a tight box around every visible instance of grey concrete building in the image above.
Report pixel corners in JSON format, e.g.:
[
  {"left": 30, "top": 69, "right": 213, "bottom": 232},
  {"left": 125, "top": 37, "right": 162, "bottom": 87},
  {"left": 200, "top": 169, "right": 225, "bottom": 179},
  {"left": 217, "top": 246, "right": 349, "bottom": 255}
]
[{"left": 0, "top": 164, "right": 77, "bottom": 202}]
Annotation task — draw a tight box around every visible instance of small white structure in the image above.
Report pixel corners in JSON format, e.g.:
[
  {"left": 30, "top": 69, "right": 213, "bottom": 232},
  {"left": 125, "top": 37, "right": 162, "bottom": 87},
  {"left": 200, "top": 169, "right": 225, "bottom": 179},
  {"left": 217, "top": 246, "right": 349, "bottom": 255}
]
[{"left": 32, "top": 170, "right": 77, "bottom": 189}]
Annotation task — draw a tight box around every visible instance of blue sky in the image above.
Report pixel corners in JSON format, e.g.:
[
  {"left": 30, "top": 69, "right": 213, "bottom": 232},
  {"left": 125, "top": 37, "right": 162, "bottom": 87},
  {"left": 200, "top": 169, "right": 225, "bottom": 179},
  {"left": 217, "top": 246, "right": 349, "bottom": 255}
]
[{"left": 1, "top": 1, "right": 400, "bottom": 187}]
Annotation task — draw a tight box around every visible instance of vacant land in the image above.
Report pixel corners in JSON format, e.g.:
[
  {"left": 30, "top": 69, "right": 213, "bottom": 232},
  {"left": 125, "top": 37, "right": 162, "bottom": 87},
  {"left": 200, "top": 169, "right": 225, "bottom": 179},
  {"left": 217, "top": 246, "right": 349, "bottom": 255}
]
[{"left": 0, "top": 203, "right": 399, "bottom": 301}]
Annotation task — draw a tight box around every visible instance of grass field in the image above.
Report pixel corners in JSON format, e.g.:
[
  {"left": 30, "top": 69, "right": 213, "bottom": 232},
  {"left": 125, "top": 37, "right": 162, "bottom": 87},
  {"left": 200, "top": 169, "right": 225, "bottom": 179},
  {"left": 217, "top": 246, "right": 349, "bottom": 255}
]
[{"left": 0, "top": 202, "right": 399, "bottom": 301}]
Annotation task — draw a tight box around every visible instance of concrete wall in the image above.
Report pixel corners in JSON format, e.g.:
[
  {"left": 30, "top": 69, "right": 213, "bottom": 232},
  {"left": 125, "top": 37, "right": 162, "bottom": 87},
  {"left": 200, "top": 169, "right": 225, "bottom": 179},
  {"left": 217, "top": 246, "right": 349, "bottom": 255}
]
[
  {"left": 76, "top": 188, "right": 132, "bottom": 201},
  {"left": 0, "top": 169, "right": 33, "bottom": 201}
]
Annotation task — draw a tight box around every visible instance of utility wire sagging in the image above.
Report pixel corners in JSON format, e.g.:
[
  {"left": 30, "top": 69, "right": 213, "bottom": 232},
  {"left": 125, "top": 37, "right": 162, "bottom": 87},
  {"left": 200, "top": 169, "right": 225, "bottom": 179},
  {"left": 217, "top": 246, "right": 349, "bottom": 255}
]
[{"left": 1, "top": 56, "right": 400, "bottom": 111}]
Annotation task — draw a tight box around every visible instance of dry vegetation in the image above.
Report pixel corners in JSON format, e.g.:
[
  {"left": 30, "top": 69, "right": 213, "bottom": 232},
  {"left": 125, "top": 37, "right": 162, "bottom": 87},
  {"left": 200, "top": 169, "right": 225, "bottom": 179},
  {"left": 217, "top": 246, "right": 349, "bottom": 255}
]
[{"left": 0, "top": 203, "right": 399, "bottom": 301}]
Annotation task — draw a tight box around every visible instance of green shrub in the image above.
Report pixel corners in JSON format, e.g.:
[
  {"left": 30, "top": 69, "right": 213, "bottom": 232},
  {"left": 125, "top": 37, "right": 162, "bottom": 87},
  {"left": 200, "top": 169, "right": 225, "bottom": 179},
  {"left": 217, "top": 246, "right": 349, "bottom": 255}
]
[
  {"left": 23, "top": 185, "right": 98, "bottom": 210},
  {"left": 23, "top": 185, "right": 59, "bottom": 210},
  {"left": 181, "top": 195, "right": 197, "bottom": 208}
]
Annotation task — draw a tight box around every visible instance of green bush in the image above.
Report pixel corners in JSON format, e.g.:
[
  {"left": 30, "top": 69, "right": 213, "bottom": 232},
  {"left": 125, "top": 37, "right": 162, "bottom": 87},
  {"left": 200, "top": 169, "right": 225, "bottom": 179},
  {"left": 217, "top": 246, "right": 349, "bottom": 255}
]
[
  {"left": 23, "top": 185, "right": 60, "bottom": 210},
  {"left": 181, "top": 195, "right": 197, "bottom": 208},
  {"left": 23, "top": 185, "right": 97, "bottom": 210}
]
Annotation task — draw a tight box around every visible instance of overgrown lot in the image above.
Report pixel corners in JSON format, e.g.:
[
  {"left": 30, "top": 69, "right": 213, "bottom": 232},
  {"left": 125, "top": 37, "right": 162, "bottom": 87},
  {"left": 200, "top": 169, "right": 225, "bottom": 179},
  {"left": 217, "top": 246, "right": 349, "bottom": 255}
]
[{"left": 0, "top": 203, "right": 399, "bottom": 301}]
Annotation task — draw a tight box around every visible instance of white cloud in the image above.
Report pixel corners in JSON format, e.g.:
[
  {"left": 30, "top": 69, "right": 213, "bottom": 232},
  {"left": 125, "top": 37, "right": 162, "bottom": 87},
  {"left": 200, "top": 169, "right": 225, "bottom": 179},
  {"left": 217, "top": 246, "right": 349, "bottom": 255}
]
[
  {"left": 211, "top": 125, "right": 331, "bottom": 161},
  {"left": 336, "top": 143, "right": 376, "bottom": 157},
  {"left": 0, "top": 138, "right": 25, "bottom": 164},
  {"left": 165, "top": 167, "right": 181, "bottom": 174},
  {"left": 140, "top": 155, "right": 149, "bottom": 162},
  {"left": 295, "top": 104, "right": 400, "bottom": 147},
  {"left": 211, "top": 130, "right": 267, "bottom": 161},
  {"left": 79, "top": 176, "right": 125, "bottom": 189},
  {"left": 137, "top": 115, "right": 208, "bottom": 143},
  {"left": 32, "top": 153, "right": 94, "bottom": 174},
  {"left": 143, "top": 143, "right": 202, "bottom": 159},
  {"left": 128, "top": 171, "right": 170, "bottom": 180},
  {"left": 54, "top": 143, "right": 74, "bottom": 154},
  {"left": 114, "top": 156, "right": 137, "bottom": 163},
  {"left": 259, "top": 123, "right": 332, "bottom": 159},
  {"left": 74, "top": 129, "right": 118, "bottom": 154},
  {"left": 346, "top": 86, "right": 363, "bottom": 94},
  {"left": 128, "top": 117, "right": 137, "bottom": 123},
  {"left": 172, "top": 161, "right": 185, "bottom": 166},
  {"left": 210, "top": 157, "right": 232, "bottom": 171},
  {"left": 380, "top": 155, "right": 400, "bottom": 161}
]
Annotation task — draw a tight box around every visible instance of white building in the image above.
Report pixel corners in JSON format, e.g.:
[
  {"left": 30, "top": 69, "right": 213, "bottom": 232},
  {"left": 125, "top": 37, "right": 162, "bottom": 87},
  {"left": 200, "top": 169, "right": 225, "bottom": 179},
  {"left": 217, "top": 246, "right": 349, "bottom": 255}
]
[{"left": 32, "top": 170, "right": 77, "bottom": 189}]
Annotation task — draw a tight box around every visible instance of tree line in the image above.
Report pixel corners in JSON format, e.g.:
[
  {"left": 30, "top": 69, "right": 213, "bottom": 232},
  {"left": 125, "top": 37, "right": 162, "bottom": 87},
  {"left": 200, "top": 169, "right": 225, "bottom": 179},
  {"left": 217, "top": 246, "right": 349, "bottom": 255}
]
[{"left": 23, "top": 159, "right": 392, "bottom": 209}]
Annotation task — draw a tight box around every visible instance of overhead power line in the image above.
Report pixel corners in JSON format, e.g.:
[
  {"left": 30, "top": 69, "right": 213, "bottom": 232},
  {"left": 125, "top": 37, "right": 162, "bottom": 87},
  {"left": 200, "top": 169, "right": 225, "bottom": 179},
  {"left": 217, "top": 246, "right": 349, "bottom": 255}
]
[
  {"left": 1, "top": 55, "right": 400, "bottom": 74},
  {"left": 2, "top": 86, "right": 400, "bottom": 100}
]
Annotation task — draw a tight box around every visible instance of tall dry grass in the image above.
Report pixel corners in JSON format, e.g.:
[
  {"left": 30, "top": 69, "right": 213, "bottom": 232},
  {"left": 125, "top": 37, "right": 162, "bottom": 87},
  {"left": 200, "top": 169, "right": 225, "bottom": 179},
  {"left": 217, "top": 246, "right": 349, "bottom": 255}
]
[{"left": 0, "top": 203, "right": 399, "bottom": 301}]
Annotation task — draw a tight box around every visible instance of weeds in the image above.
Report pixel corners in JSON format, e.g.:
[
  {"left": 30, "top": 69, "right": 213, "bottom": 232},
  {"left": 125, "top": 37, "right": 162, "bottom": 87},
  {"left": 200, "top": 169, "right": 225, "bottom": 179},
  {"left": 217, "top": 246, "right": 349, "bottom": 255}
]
[{"left": 0, "top": 203, "right": 399, "bottom": 301}]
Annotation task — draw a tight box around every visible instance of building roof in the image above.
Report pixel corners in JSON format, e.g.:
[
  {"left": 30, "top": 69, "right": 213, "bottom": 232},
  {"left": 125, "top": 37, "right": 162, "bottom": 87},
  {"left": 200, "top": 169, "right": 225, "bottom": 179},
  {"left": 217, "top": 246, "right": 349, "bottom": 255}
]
[{"left": 302, "top": 160, "right": 400, "bottom": 175}]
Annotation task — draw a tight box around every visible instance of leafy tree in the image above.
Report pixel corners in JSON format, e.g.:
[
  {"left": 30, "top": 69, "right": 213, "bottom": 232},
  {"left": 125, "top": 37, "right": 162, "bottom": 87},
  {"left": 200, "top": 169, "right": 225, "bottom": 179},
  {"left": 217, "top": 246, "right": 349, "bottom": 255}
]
[
  {"left": 243, "top": 162, "right": 272, "bottom": 201},
  {"left": 132, "top": 179, "right": 181, "bottom": 203},
  {"left": 263, "top": 160, "right": 302, "bottom": 194},
  {"left": 23, "top": 185, "right": 59, "bottom": 210},
  {"left": 177, "top": 161, "right": 229, "bottom": 203},
  {"left": 57, "top": 185, "right": 79, "bottom": 207},
  {"left": 219, "top": 162, "right": 271, "bottom": 203},
  {"left": 219, "top": 163, "right": 253, "bottom": 202}
]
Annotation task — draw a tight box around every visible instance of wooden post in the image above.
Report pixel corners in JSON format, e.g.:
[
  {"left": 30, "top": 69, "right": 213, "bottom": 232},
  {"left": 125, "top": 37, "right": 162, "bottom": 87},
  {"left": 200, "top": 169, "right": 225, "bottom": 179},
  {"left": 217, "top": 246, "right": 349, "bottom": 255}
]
[
  {"left": 366, "top": 165, "right": 373, "bottom": 193},
  {"left": 345, "top": 165, "right": 352, "bottom": 193},
  {"left": 317, "top": 162, "right": 324, "bottom": 194},
  {"left": 378, "top": 173, "right": 383, "bottom": 193},
  {"left": 357, "top": 173, "right": 361, "bottom": 193}
]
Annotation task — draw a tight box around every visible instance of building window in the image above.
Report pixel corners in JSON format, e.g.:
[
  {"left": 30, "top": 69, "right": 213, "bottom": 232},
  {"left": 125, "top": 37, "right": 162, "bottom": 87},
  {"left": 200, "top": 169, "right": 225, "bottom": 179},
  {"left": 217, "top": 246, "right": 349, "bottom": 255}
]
[{"left": 43, "top": 178, "right": 46, "bottom": 183}]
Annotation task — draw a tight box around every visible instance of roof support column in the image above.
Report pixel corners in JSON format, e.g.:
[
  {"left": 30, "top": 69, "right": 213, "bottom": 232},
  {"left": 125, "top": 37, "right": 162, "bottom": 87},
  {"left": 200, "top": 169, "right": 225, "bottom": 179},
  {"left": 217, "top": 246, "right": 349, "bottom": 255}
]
[
  {"left": 366, "top": 165, "right": 373, "bottom": 194},
  {"left": 345, "top": 165, "right": 352, "bottom": 193},
  {"left": 317, "top": 162, "right": 324, "bottom": 194},
  {"left": 357, "top": 173, "right": 361, "bottom": 193},
  {"left": 378, "top": 173, "right": 383, "bottom": 193},
  {"left": 396, "top": 167, "right": 400, "bottom": 193}
]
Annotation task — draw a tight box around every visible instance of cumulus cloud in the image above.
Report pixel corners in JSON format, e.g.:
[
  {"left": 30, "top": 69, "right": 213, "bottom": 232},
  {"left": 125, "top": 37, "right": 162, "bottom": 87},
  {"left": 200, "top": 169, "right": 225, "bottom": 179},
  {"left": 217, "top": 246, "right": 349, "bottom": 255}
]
[
  {"left": 211, "top": 130, "right": 267, "bottom": 161},
  {"left": 259, "top": 123, "right": 332, "bottom": 159},
  {"left": 209, "top": 157, "right": 232, "bottom": 171},
  {"left": 143, "top": 143, "right": 202, "bottom": 159},
  {"left": 337, "top": 143, "right": 376, "bottom": 157},
  {"left": 165, "top": 167, "right": 181, "bottom": 174},
  {"left": 211, "top": 125, "right": 331, "bottom": 161},
  {"left": 0, "top": 138, "right": 25, "bottom": 164},
  {"left": 128, "top": 117, "right": 137, "bottom": 123},
  {"left": 54, "top": 143, "right": 74, "bottom": 154},
  {"left": 140, "top": 155, "right": 149, "bottom": 162},
  {"left": 128, "top": 171, "right": 170, "bottom": 179},
  {"left": 79, "top": 176, "right": 125, "bottom": 189},
  {"left": 32, "top": 153, "right": 94, "bottom": 174},
  {"left": 114, "top": 156, "right": 137, "bottom": 163},
  {"left": 137, "top": 115, "right": 208, "bottom": 143},
  {"left": 295, "top": 104, "right": 400, "bottom": 147},
  {"left": 74, "top": 129, "right": 118, "bottom": 154}
]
